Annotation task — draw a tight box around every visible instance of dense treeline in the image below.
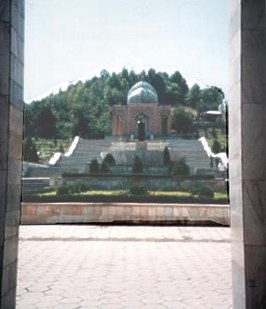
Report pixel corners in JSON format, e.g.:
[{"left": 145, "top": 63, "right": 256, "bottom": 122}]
[{"left": 24, "top": 68, "right": 224, "bottom": 141}]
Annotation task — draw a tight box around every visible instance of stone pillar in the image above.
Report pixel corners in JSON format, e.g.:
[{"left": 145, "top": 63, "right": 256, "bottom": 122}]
[
  {"left": 0, "top": 0, "right": 24, "bottom": 308},
  {"left": 229, "top": 1, "right": 266, "bottom": 308}
]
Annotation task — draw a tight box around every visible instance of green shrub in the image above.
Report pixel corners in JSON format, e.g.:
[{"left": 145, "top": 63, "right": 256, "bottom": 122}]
[
  {"left": 198, "top": 185, "right": 214, "bottom": 198},
  {"left": 100, "top": 161, "right": 109, "bottom": 173},
  {"left": 170, "top": 157, "right": 190, "bottom": 176},
  {"left": 103, "top": 153, "right": 116, "bottom": 165},
  {"left": 211, "top": 128, "right": 217, "bottom": 139},
  {"left": 58, "top": 144, "right": 65, "bottom": 153},
  {"left": 191, "top": 185, "right": 214, "bottom": 198},
  {"left": 132, "top": 155, "right": 143, "bottom": 173},
  {"left": 57, "top": 185, "right": 71, "bottom": 195},
  {"left": 129, "top": 186, "right": 147, "bottom": 196},
  {"left": 163, "top": 147, "right": 171, "bottom": 166},
  {"left": 56, "top": 182, "right": 89, "bottom": 195},
  {"left": 89, "top": 159, "right": 99, "bottom": 173},
  {"left": 172, "top": 106, "right": 194, "bottom": 134},
  {"left": 23, "top": 138, "right": 39, "bottom": 163},
  {"left": 212, "top": 139, "right": 221, "bottom": 154}
]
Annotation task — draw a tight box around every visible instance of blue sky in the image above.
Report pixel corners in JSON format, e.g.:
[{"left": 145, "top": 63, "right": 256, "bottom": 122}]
[{"left": 25, "top": 0, "right": 229, "bottom": 102}]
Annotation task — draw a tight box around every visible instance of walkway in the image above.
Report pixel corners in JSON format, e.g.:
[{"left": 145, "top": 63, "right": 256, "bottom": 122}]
[{"left": 17, "top": 225, "right": 232, "bottom": 309}]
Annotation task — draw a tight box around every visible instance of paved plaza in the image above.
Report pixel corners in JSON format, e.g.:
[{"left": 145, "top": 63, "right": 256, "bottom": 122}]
[{"left": 17, "top": 225, "right": 232, "bottom": 309}]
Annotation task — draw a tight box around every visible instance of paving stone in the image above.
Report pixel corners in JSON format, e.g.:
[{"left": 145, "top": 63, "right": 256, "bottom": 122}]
[
  {"left": 99, "top": 305, "right": 124, "bottom": 309},
  {"left": 16, "top": 305, "right": 36, "bottom": 309},
  {"left": 17, "top": 225, "right": 232, "bottom": 308},
  {"left": 80, "top": 299, "right": 101, "bottom": 308},
  {"left": 53, "top": 305, "right": 80, "bottom": 309},
  {"left": 165, "top": 302, "right": 187, "bottom": 309},
  {"left": 142, "top": 304, "right": 167, "bottom": 309},
  {"left": 58, "top": 297, "right": 82, "bottom": 304}
]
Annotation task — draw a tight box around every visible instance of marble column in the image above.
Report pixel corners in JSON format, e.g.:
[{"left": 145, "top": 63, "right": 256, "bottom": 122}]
[
  {"left": 229, "top": 0, "right": 266, "bottom": 308},
  {"left": 0, "top": 0, "right": 24, "bottom": 308}
]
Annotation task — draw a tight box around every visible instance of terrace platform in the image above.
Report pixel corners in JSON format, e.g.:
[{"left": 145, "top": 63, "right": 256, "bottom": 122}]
[
  {"left": 17, "top": 225, "right": 232, "bottom": 309},
  {"left": 21, "top": 202, "right": 230, "bottom": 226}
]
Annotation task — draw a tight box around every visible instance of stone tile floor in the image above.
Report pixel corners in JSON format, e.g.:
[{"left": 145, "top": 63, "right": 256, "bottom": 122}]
[{"left": 17, "top": 225, "right": 232, "bottom": 309}]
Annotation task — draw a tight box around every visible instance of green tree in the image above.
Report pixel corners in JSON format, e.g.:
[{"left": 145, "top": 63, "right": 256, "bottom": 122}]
[
  {"left": 72, "top": 106, "right": 91, "bottom": 138},
  {"left": 165, "top": 82, "right": 181, "bottom": 105},
  {"left": 129, "top": 70, "right": 138, "bottom": 85},
  {"left": 132, "top": 155, "right": 143, "bottom": 173},
  {"left": 100, "top": 69, "right": 110, "bottom": 80},
  {"left": 100, "top": 161, "right": 108, "bottom": 173},
  {"left": 163, "top": 147, "right": 171, "bottom": 166},
  {"left": 23, "top": 138, "right": 39, "bottom": 162},
  {"left": 198, "top": 87, "right": 224, "bottom": 114},
  {"left": 103, "top": 153, "right": 116, "bottom": 165},
  {"left": 150, "top": 72, "right": 166, "bottom": 104},
  {"left": 170, "top": 158, "right": 190, "bottom": 176},
  {"left": 108, "top": 72, "right": 121, "bottom": 89},
  {"left": 172, "top": 106, "right": 194, "bottom": 134},
  {"left": 212, "top": 139, "right": 221, "bottom": 154},
  {"left": 170, "top": 71, "right": 189, "bottom": 104},
  {"left": 186, "top": 83, "right": 201, "bottom": 108},
  {"left": 89, "top": 159, "right": 99, "bottom": 173},
  {"left": 38, "top": 105, "right": 57, "bottom": 140},
  {"left": 121, "top": 67, "right": 129, "bottom": 80},
  {"left": 23, "top": 68, "right": 225, "bottom": 144}
]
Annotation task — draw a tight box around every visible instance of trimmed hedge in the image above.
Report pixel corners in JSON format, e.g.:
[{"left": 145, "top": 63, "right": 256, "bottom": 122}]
[{"left": 62, "top": 173, "right": 215, "bottom": 180}]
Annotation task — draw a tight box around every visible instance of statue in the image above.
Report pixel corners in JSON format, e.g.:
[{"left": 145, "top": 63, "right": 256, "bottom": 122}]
[{"left": 137, "top": 118, "right": 145, "bottom": 141}]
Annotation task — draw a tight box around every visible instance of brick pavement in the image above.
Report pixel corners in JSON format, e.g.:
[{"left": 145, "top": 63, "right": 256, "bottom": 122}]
[{"left": 16, "top": 226, "right": 232, "bottom": 309}]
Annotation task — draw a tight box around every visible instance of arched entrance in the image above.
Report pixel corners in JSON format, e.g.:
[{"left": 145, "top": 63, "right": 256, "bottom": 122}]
[
  {"left": 114, "top": 115, "right": 123, "bottom": 135},
  {"left": 136, "top": 114, "right": 148, "bottom": 140}
]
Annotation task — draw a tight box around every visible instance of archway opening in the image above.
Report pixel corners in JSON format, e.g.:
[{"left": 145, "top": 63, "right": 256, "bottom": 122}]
[
  {"left": 136, "top": 114, "right": 148, "bottom": 140},
  {"left": 21, "top": 0, "right": 230, "bottom": 225},
  {"left": 15, "top": 0, "right": 234, "bottom": 308}
]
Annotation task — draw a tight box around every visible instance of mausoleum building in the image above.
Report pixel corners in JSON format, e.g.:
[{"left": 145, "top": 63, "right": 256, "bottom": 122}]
[{"left": 112, "top": 81, "right": 171, "bottom": 138}]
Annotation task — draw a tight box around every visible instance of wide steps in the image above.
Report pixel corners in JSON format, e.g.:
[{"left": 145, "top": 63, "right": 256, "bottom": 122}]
[
  {"left": 27, "top": 137, "right": 211, "bottom": 177},
  {"left": 167, "top": 139, "right": 210, "bottom": 171},
  {"left": 56, "top": 139, "right": 112, "bottom": 169}
]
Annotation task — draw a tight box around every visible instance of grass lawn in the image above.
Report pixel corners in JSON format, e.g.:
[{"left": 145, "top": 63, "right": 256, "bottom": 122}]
[
  {"left": 25, "top": 189, "right": 228, "bottom": 203},
  {"left": 34, "top": 139, "right": 71, "bottom": 164},
  {"left": 149, "top": 191, "right": 191, "bottom": 197}
]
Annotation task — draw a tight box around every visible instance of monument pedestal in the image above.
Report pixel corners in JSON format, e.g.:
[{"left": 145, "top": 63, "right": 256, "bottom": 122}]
[{"left": 136, "top": 141, "right": 148, "bottom": 151}]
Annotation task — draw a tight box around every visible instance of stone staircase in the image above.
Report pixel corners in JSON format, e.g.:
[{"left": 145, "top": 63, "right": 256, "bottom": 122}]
[
  {"left": 111, "top": 141, "right": 164, "bottom": 165},
  {"left": 166, "top": 139, "right": 211, "bottom": 173},
  {"left": 29, "top": 139, "right": 111, "bottom": 177},
  {"left": 27, "top": 137, "right": 211, "bottom": 177},
  {"left": 56, "top": 139, "right": 112, "bottom": 171}
]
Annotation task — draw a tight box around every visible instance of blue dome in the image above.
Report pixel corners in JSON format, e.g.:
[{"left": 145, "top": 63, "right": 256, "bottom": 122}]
[{"left": 127, "top": 81, "right": 158, "bottom": 104}]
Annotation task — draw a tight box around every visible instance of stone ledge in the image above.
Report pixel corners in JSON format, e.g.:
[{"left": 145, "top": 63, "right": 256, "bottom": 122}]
[{"left": 21, "top": 202, "right": 230, "bottom": 226}]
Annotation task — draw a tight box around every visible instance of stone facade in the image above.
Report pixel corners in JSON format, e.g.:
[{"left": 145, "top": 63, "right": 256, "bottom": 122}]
[
  {"left": 229, "top": 0, "right": 266, "bottom": 308},
  {"left": 21, "top": 202, "right": 230, "bottom": 226},
  {"left": 0, "top": 0, "right": 24, "bottom": 308},
  {"left": 112, "top": 103, "right": 171, "bottom": 137}
]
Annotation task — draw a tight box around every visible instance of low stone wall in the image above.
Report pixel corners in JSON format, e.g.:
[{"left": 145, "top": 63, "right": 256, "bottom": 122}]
[
  {"left": 62, "top": 175, "right": 226, "bottom": 192},
  {"left": 21, "top": 203, "right": 230, "bottom": 226},
  {"left": 109, "top": 165, "right": 168, "bottom": 175}
]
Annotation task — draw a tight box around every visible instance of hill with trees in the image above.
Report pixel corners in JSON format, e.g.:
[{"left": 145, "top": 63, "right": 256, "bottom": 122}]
[{"left": 24, "top": 68, "right": 227, "bottom": 163}]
